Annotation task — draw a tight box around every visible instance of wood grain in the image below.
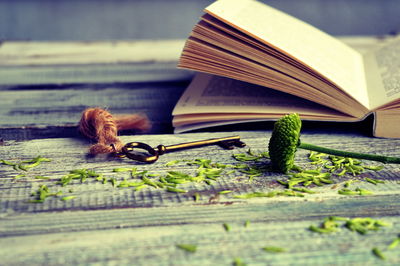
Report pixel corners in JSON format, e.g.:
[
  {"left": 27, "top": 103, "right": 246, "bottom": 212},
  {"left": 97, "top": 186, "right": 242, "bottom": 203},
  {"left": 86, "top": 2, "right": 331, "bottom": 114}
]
[
  {"left": 0, "top": 82, "right": 188, "bottom": 139},
  {"left": 1, "top": 131, "right": 400, "bottom": 265},
  {"left": 1, "top": 37, "right": 399, "bottom": 265},
  {"left": 0, "top": 37, "right": 389, "bottom": 140}
]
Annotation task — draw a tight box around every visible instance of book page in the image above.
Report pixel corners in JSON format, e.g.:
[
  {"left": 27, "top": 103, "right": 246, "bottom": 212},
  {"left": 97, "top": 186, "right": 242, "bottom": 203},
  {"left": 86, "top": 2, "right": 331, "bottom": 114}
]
[
  {"left": 172, "top": 73, "right": 354, "bottom": 118},
  {"left": 373, "top": 109, "right": 400, "bottom": 138},
  {"left": 172, "top": 74, "right": 358, "bottom": 133},
  {"left": 205, "top": 0, "right": 369, "bottom": 108},
  {"left": 364, "top": 36, "right": 400, "bottom": 110}
]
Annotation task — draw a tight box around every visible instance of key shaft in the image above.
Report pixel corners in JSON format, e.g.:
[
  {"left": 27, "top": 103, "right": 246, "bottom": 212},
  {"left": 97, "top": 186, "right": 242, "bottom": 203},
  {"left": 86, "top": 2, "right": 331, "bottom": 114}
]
[
  {"left": 157, "top": 136, "right": 244, "bottom": 155},
  {"left": 122, "top": 135, "right": 246, "bottom": 163}
]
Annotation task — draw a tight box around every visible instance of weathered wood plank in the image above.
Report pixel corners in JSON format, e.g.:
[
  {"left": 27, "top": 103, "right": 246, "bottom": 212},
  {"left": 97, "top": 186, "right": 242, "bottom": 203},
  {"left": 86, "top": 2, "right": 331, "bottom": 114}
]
[
  {"left": 0, "top": 82, "right": 188, "bottom": 139},
  {"left": 0, "top": 36, "right": 399, "bottom": 265},
  {"left": 1, "top": 131, "right": 399, "bottom": 213},
  {"left": 1, "top": 194, "right": 400, "bottom": 237},
  {"left": 0, "top": 37, "right": 389, "bottom": 86},
  {"left": 0, "top": 37, "right": 390, "bottom": 139},
  {"left": 1, "top": 212, "right": 399, "bottom": 265},
  {"left": 0, "top": 63, "right": 192, "bottom": 85},
  {"left": 0, "top": 40, "right": 192, "bottom": 85},
  {"left": 0, "top": 40, "right": 185, "bottom": 66},
  {"left": 1, "top": 131, "right": 400, "bottom": 264}
]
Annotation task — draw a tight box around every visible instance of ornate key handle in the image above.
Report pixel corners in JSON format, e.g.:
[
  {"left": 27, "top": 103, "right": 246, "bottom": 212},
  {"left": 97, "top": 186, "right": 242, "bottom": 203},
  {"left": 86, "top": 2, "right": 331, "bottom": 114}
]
[
  {"left": 121, "top": 142, "right": 159, "bottom": 163},
  {"left": 121, "top": 136, "right": 246, "bottom": 163}
]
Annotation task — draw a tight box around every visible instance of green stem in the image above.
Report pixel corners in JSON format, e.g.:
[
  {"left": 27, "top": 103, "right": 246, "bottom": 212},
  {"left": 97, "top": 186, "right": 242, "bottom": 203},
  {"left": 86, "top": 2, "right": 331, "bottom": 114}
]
[{"left": 299, "top": 142, "right": 400, "bottom": 164}]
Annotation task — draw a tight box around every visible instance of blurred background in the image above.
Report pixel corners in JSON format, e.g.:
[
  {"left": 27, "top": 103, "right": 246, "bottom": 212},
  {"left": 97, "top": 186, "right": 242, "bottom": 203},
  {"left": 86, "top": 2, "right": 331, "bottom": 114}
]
[{"left": 0, "top": 0, "right": 399, "bottom": 41}]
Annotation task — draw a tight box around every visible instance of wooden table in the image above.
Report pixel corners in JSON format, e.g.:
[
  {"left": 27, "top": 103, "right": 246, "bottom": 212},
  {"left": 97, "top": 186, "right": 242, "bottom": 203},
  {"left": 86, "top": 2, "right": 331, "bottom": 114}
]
[{"left": 1, "top": 38, "right": 399, "bottom": 265}]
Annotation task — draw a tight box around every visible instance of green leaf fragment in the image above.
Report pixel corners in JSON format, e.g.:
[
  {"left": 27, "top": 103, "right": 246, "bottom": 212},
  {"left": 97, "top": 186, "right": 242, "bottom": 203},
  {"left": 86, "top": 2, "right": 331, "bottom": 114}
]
[
  {"left": 0, "top": 159, "right": 17, "bottom": 166},
  {"left": 328, "top": 216, "right": 350, "bottom": 222},
  {"left": 17, "top": 163, "right": 29, "bottom": 171},
  {"left": 283, "top": 170, "right": 333, "bottom": 188},
  {"left": 176, "top": 244, "right": 197, "bottom": 253},
  {"left": 338, "top": 187, "right": 373, "bottom": 196},
  {"left": 235, "top": 190, "right": 306, "bottom": 199},
  {"left": 187, "top": 158, "right": 212, "bottom": 169},
  {"left": 29, "top": 185, "right": 62, "bottom": 203},
  {"left": 345, "top": 217, "right": 390, "bottom": 234},
  {"left": 109, "top": 177, "right": 117, "bottom": 187},
  {"left": 344, "top": 180, "right": 357, "bottom": 187},
  {"left": 135, "top": 184, "right": 148, "bottom": 191},
  {"left": 166, "top": 187, "right": 187, "bottom": 193},
  {"left": 223, "top": 223, "right": 231, "bottom": 232},
  {"left": 232, "top": 149, "right": 268, "bottom": 162},
  {"left": 113, "top": 168, "right": 133, "bottom": 172},
  {"left": 388, "top": 236, "right": 400, "bottom": 250},
  {"left": 365, "top": 177, "right": 385, "bottom": 185},
  {"left": 142, "top": 177, "right": 158, "bottom": 188},
  {"left": 34, "top": 175, "right": 50, "bottom": 180},
  {"left": 309, "top": 224, "right": 338, "bottom": 234},
  {"left": 234, "top": 192, "right": 276, "bottom": 199},
  {"left": 307, "top": 152, "right": 385, "bottom": 177},
  {"left": 61, "top": 196, "right": 76, "bottom": 201},
  {"left": 167, "top": 171, "right": 191, "bottom": 179},
  {"left": 291, "top": 187, "right": 316, "bottom": 194},
  {"left": 309, "top": 216, "right": 354, "bottom": 234},
  {"left": 28, "top": 199, "right": 45, "bottom": 203},
  {"left": 21, "top": 156, "right": 51, "bottom": 164},
  {"left": 262, "top": 246, "right": 286, "bottom": 253},
  {"left": 165, "top": 160, "right": 181, "bottom": 166},
  {"left": 338, "top": 188, "right": 359, "bottom": 195},
  {"left": 193, "top": 192, "right": 200, "bottom": 202},
  {"left": 219, "top": 190, "right": 232, "bottom": 194},
  {"left": 355, "top": 187, "right": 373, "bottom": 195},
  {"left": 2, "top": 156, "right": 51, "bottom": 172},
  {"left": 232, "top": 257, "right": 247, "bottom": 266},
  {"left": 372, "top": 247, "right": 386, "bottom": 260},
  {"left": 364, "top": 165, "right": 384, "bottom": 171}
]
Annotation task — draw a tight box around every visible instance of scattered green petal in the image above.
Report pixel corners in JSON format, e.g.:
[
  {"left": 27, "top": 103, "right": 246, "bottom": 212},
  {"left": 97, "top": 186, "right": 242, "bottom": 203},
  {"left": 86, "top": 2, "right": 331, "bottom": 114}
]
[
  {"left": 166, "top": 187, "right": 187, "bottom": 193},
  {"left": 232, "top": 149, "right": 268, "bottom": 162},
  {"left": 165, "top": 160, "right": 181, "bottom": 166},
  {"left": 193, "top": 192, "right": 200, "bottom": 202},
  {"left": 142, "top": 177, "right": 158, "bottom": 188},
  {"left": 223, "top": 223, "right": 231, "bottom": 232},
  {"left": 234, "top": 192, "right": 276, "bottom": 199},
  {"left": 355, "top": 187, "right": 373, "bottom": 195},
  {"left": 262, "top": 246, "right": 286, "bottom": 253},
  {"left": 176, "top": 244, "right": 197, "bottom": 253},
  {"left": 388, "top": 236, "right": 400, "bottom": 250},
  {"left": 113, "top": 168, "right": 133, "bottom": 172},
  {"left": 338, "top": 188, "right": 359, "bottom": 196},
  {"left": 232, "top": 257, "right": 247, "bottom": 266},
  {"left": 291, "top": 187, "right": 316, "bottom": 194},
  {"left": 34, "top": 175, "right": 50, "bottom": 180},
  {"left": 0, "top": 159, "right": 17, "bottom": 166},
  {"left": 219, "top": 190, "right": 232, "bottom": 194},
  {"left": 134, "top": 184, "right": 148, "bottom": 191},
  {"left": 364, "top": 165, "right": 384, "bottom": 171},
  {"left": 365, "top": 177, "right": 385, "bottom": 185},
  {"left": 244, "top": 220, "right": 250, "bottom": 228},
  {"left": 372, "top": 247, "right": 385, "bottom": 260},
  {"left": 61, "top": 196, "right": 76, "bottom": 201}
]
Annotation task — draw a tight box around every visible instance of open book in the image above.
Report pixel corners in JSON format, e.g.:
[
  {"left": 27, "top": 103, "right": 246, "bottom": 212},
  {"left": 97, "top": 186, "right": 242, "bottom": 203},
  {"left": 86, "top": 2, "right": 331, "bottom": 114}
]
[{"left": 173, "top": 0, "right": 400, "bottom": 138}]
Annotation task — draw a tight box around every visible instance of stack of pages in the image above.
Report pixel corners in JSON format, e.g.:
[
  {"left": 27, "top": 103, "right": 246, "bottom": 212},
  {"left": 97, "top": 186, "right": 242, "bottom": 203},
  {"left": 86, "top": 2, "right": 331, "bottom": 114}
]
[{"left": 173, "top": 0, "right": 400, "bottom": 138}]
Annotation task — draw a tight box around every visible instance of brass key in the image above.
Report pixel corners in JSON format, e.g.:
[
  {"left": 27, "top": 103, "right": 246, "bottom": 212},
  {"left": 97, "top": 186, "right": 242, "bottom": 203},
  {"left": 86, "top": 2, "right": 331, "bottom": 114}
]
[{"left": 121, "top": 135, "right": 246, "bottom": 163}]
